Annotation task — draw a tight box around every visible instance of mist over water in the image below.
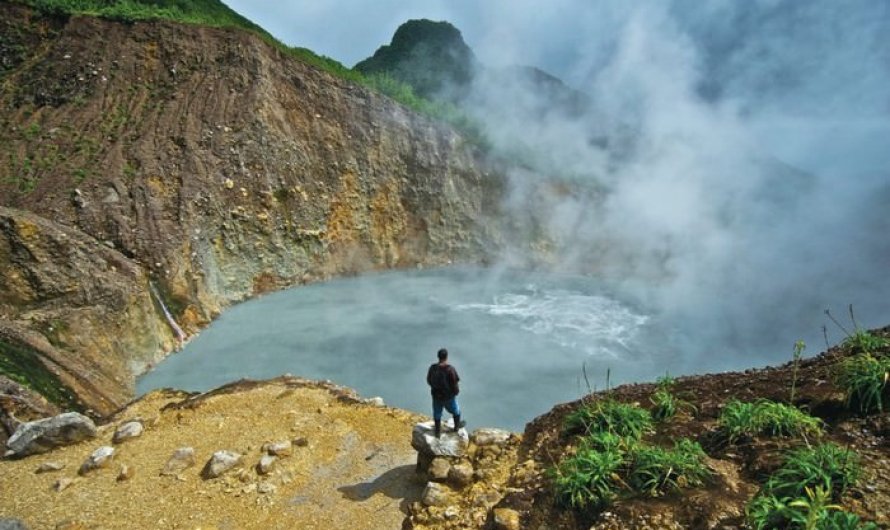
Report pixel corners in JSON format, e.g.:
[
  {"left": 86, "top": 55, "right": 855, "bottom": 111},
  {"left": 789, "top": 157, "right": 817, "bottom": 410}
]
[
  {"left": 460, "top": 0, "right": 890, "bottom": 353},
  {"left": 138, "top": 267, "right": 694, "bottom": 431}
]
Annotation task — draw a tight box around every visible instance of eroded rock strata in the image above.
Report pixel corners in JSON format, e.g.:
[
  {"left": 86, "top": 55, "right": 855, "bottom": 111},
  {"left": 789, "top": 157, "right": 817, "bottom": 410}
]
[{"left": 0, "top": 3, "right": 502, "bottom": 415}]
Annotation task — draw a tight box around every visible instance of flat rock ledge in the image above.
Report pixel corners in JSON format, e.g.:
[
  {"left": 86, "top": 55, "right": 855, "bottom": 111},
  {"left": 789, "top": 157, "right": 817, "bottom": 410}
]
[{"left": 411, "top": 420, "right": 469, "bottom": 458}]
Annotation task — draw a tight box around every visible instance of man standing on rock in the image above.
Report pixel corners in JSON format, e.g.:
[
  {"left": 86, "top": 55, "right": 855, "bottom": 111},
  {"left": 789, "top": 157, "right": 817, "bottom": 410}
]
[{"left": 427, "top": 348, "right": 464, "bottom": 437}]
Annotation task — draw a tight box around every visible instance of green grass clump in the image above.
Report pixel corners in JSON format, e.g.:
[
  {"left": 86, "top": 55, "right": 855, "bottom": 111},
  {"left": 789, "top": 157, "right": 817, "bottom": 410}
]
[
  {"left": 746, "top": 444, "right": 870, "bottom": 529},
  {"left": 719, "top": 400, "right": 822, "bottom": 443},
  {"left": 842, "top": 329, "right": 889, "bottom": 355},
  {"left": 835, "top": 353, "right": 890, "bottom": 414},
  {"left": 554, "top": 397, "right": 709, "bottom": 511},
  {"left": 747, "top": 486, "right": 876, "bottom": 530},
  {"left": 627, "top": 438, "right": 711, "bottom": 496},
  {"left": 764, "top": 444, "right": 861, "bottom": 501},
  {"left": 564, "top": 399, "right": 653, "bottom": 440},
  {"left": 552, "top": 446, "right": 623, "bottom": 510},
  {"left": 650, "top": 387, "right": 678, "bottom": 421},
  {"left": 649, "top": 374, "right": 695, "bottom": 422},
  {"left": 579, "top": 430, "right": 635, "bottom": 454}
]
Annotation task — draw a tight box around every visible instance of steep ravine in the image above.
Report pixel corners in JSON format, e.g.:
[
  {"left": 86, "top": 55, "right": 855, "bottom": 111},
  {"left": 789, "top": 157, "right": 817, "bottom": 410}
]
[{"left": 0, "top": 3, "right": 502, "bottom": 418}]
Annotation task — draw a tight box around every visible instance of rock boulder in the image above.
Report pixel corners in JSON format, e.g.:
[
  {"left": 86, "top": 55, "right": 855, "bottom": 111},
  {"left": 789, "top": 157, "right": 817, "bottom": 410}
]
[
  {"left": 78, "top": 446, "right": 115, "bottom": 475},
  {"left": 160, "top": 447, "right": 196, "bottom": 476},
  {"left": 411, "top": 420, "right": 468, "bottom": 458},
  {"left": 202, "top": 450, "right": 242, "bottom": 479},
  {"left": 6, "top": 412, "right": 97, "bottom": 458},
  {"left": 112, "top": 421, "right": 143, "bottom": 444}
]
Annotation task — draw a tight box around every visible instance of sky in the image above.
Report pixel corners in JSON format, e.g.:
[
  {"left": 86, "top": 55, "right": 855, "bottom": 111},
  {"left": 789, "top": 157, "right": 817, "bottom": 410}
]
[
  {"left": 222, "top": 0, "right": 890, "bottom": 172},
  {"left": 221, "top": 1, "right": 890, "bottom": 359}
]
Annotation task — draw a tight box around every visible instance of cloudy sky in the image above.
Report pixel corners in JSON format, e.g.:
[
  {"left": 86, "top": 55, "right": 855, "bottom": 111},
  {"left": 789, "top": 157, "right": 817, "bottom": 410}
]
[
  {"left": 222, "top": 0, "right": 889, "bottom": 171},
  {"left": 221, "top": 0, "right": 890, "bottom": 355}
]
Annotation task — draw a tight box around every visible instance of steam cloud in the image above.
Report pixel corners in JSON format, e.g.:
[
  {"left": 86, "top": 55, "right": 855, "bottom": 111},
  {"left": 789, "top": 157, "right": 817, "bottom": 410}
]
[
  {"left": 460, "top": 0, "right": 890, "bottom": 364},
  {"left": 225, "top": 0, "right": 889, "bottom": 364}
]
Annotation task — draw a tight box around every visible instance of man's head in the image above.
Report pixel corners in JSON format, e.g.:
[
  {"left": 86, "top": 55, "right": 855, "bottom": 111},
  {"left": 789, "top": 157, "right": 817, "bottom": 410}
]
[{"left": 437, "top": 348, "right": 448, "bottom": 362}]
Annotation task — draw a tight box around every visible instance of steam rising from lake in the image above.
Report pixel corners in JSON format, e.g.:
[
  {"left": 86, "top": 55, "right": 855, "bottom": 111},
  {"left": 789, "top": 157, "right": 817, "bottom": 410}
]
[
  {"left": 142, "top": 1, "right": 890, "bottom": 430},
  {"left": 139, "top": 268, "right": 684, "bottom": 431}
]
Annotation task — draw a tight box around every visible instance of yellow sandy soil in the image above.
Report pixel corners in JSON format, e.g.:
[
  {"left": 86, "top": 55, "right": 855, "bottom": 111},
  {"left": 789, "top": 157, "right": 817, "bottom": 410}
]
[{"left": 0, "top": 378, "right": 427, "bottom": 530}]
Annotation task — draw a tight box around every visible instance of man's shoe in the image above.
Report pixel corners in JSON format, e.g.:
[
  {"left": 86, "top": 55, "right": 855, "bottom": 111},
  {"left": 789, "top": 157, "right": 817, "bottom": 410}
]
[{"left": 453, "top": 415, "right": 465, "bottom": 432}]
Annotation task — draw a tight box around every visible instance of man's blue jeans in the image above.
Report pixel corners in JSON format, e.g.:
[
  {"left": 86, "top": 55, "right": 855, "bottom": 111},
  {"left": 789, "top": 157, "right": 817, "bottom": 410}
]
[{"left": 432, "top": 396, "right": 460, "bottom": 421}]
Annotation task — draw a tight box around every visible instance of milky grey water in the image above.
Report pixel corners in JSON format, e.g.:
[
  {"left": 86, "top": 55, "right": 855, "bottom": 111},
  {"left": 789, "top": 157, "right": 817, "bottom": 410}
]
[{"left": 135, "top": 267, "right": 814, "bottom": 431}]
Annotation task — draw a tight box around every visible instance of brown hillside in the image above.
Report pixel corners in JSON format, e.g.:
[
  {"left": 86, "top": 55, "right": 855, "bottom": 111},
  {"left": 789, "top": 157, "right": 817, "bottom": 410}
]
[{"left": 0, "top": 3, "right": 502, "bottom": 415}]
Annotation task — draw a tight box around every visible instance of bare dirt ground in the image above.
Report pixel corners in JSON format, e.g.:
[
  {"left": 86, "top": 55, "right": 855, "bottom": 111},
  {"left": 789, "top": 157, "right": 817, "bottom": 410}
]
[{"left": 0, "top": 377, "right": 427, "bottom": 530}]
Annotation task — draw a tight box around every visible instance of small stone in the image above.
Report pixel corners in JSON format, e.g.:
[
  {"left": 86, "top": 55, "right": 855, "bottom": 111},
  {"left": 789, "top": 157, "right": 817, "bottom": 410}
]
[
  {"left": 35, "top": 462, "right": 65, "bottom": 474},
  {"left": 293, "top": 437, "right": 309, "bottom": 447},
  {"left": 258, "top": 482, "right": 276, "bottom": 495},
  {"left": 443, "top": 506, "right": 459, "bottom": 519},
  {"left": 53, "top": 478, "right": 74, "bottom": 492},
  {"left": 429, "top": 458, "right": 451, "bottom": 481},
  {"left": 242, "top": 483, "right": 257, "bottom": 494},
  {"left": 117, "top": 464, "right": 134, "bottom": 482},
  {"left": 421, "top": 481, "right": 450, "bottom": 507},
  {"left": 367, "top": 396, "right": 385, "bottom": 407},
  {"left": 472, "top": 490, "right": 502, "bottom": 508},
  {"left": 79, "top": 446, "right": 115, "bottom": 475},
  {"left": 263, "top": 441, "right": 292, "bottom": 457},
  {"left": 0, "top": 518, "right": 29, "bottom": 530},
  {"left": 448, "top": 462, "right": 474, "bottom": 488},
  {"left": 492, "top": 508, "right": 521, "bottom": 530},
  {"left": 257, "top": 455, "right": 276, "bottom": 475},
  {"left": 202, "top": 451, "right": 242, "bottom": 479},
  {"left": 224, "top": 178, "right": 234, "bottom": 189},
  {"left": 161, "top": 447, "right": 196, "bottom": 476},
  {"left": 112, "top": 421, "right": 144, "bottom": 444}
]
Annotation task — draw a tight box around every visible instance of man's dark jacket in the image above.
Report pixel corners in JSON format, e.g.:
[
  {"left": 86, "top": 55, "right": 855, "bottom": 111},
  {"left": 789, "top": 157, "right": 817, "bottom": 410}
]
[{"left": 427, "top": 363, "right": 460, "bottom": 400}]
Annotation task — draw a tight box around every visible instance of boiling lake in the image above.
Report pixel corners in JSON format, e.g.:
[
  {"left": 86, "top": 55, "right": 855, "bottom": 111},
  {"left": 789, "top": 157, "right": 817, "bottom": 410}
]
[{"left": 136, "top": 266, "right": 846, "bottom": 431}]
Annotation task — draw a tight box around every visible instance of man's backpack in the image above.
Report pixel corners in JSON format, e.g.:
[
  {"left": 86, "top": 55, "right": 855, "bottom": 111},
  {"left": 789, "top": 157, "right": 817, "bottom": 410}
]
[{"left": 430, "top": 365, "right": 452, "bottom": 396}]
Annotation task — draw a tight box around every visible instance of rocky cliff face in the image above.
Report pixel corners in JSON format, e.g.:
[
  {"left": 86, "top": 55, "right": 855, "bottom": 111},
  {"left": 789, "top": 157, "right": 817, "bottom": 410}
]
[{"left": 0, "top": 3, "right": 502, "bottom": 415}]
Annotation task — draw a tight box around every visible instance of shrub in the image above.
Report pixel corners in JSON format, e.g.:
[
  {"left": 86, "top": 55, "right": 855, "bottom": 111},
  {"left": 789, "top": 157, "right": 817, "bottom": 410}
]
[
  {"left": 835, "top": 353, "right": 890, "bottom": 414},
  {"left": 627, "top": 438, "right": 710, "bottom": 496},
  {"left": 719, "top": 400, "right": 822, "bottom": 443},
  {"left": 564, "top": 399, "right": 653, "bottom": 440},
  {"left": 551, "top": 446, "right": 623, "bottom": 510}
]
